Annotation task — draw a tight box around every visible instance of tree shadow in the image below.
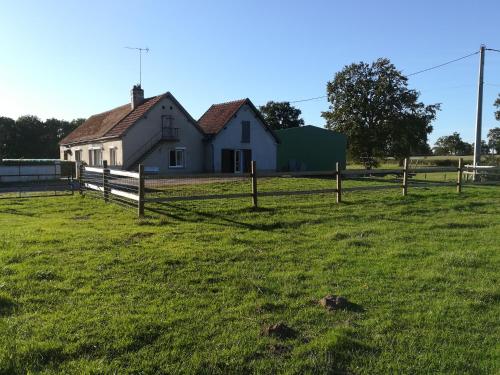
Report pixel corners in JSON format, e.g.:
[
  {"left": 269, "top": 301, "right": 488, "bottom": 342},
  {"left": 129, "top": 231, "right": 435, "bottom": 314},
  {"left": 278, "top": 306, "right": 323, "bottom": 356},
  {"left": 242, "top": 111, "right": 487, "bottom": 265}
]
[{"left": 145, "top": 201, "right": 327, "bottom": 231}]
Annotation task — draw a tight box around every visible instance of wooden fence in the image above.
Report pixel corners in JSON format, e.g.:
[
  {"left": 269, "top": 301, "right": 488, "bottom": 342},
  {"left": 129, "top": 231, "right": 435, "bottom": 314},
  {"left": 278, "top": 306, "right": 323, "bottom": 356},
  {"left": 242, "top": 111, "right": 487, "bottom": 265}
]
[
  {"left": 79, "top": 162, "right": 145, "bottom": 216},
  {"left": 78, "top": 158, "right": 499, "bottom": 218}
]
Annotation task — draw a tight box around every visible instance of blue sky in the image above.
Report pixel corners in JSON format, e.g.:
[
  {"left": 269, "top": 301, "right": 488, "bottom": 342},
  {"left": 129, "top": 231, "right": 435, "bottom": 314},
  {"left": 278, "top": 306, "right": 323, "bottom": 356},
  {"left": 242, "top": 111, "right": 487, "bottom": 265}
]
[{"left": 0, "top": 0, "right": 499, "bottom": 145}]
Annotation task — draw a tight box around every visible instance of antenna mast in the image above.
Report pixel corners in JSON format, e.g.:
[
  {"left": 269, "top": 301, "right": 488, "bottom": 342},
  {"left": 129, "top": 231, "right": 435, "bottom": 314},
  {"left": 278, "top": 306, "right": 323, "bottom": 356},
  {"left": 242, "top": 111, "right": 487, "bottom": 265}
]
[{"left": 125, "top": 46, "right": 149, "bottom": 86}]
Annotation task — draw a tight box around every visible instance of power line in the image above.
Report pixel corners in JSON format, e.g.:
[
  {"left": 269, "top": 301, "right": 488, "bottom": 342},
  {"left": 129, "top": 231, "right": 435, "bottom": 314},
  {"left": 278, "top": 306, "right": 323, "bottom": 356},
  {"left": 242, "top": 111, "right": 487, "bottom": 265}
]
[
  {"left": 406, "top": 51, "right": 478, "bottom": 77},
  {"left": 261, "top": 50, "right": 481, "bottom": 105},
  {"left": 486, "top": 48, "right": 500, "bottom": 53},
  {"left": 289, "top": 95, "right": 327, "bottom": 103}
]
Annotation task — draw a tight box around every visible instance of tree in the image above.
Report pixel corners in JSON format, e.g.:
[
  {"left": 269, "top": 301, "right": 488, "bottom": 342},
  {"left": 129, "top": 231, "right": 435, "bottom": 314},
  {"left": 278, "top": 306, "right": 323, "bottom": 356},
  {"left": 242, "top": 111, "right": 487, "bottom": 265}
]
[
  {"left": 0, "top": 117, "right": 16, "bottom": 158},
  {"left": 480, "top": 140, "right": 490, "bottom": 155},
  {"left": 0, "top": 116, "right": 85, "bottom": 159},
  {"left": 433, "top": 132, "right": 471, "bottom": 156},
  {"left": 487, "top": 127, "right": 500, "bottom": 154},
  {"left": 495, "top": 94, "right": 500, "bottom": 121},
  {"left": 259, "top": 101, "right": 304, "bottom": 130},
  {"left": 322, "top": 58, "right": 440, "bottom": 161}
]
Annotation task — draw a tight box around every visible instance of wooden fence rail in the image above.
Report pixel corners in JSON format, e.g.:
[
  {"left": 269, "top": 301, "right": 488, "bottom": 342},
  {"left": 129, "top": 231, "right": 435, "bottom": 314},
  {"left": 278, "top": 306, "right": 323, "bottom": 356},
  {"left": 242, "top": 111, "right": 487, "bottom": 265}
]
[{"left": 77, "top": 158, "right": 499, "bottom": 218}]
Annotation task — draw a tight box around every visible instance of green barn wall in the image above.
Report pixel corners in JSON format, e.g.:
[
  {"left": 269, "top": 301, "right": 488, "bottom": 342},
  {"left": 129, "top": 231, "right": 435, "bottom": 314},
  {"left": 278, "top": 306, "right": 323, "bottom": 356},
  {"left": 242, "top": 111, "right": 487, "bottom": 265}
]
[{"left": 276, "top": 126, "right": 346, "bottom": 171}]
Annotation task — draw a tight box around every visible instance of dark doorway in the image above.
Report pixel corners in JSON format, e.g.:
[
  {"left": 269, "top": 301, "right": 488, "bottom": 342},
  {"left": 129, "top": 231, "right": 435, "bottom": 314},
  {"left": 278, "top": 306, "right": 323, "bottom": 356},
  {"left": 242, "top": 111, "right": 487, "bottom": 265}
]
[
  {"left": 221, "top": 149, "right": 234, "bottom": 173},
  {"left": 221, "top": 149, "right": 252, "bottom": 173},
  {"left": 242, "top": 149, "right": 252, "bottom": 172}
]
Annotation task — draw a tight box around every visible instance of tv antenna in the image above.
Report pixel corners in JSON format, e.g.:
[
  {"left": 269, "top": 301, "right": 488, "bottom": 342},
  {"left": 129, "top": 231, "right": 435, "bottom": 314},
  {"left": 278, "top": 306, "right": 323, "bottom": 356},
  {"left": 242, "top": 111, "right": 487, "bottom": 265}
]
[{"left": 125, "top": 46, "right": 149, "bottom": 86}]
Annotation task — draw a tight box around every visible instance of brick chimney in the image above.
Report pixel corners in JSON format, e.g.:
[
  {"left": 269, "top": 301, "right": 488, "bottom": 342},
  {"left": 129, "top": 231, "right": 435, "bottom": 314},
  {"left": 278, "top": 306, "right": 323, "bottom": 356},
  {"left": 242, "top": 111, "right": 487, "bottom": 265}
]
[{"left": 130, "top": 84, "right": 144, "bottom": 109}]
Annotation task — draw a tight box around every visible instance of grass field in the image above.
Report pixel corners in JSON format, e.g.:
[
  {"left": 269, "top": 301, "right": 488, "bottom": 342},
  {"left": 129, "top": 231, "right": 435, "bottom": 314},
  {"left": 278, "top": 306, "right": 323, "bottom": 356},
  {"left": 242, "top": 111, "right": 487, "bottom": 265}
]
[{"left": 0, "top": 184, "right": 499, "bottom": 374}]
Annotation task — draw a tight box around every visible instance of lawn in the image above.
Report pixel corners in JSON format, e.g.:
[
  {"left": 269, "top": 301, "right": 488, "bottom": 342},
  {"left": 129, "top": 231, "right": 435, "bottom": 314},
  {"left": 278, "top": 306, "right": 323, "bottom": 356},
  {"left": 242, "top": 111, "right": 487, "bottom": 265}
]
[{"left": 0, "top": 184, "right": 499, "bottom": 374}]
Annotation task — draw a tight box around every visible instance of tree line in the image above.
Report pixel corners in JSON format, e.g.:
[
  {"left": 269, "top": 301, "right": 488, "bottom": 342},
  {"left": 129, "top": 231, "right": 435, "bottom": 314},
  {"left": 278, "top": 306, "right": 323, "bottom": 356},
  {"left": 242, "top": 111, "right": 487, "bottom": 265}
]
[
  {"left": 259, "top": 59, "right": 500, "bottom": 161},
  {"left": 0, "top": 116, "right": 84, "bottom": 159}
]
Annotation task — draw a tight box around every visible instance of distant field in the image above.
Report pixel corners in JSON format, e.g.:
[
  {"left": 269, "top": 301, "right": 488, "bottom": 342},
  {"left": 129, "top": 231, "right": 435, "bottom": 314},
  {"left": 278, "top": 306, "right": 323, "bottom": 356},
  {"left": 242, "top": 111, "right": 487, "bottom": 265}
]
[
  {"left": 348, "top": 155, "right": 500, "bottom": 169},
  {"left": 0, "top": 184, "right": 499, "bottom": 374}
]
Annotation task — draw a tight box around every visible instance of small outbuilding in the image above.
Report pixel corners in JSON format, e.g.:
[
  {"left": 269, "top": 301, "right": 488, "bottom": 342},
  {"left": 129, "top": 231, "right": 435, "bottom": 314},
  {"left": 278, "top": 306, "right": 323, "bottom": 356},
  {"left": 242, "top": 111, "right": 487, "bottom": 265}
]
[{"left": 276, "top": 126, "right": 346, "bottom": 172}]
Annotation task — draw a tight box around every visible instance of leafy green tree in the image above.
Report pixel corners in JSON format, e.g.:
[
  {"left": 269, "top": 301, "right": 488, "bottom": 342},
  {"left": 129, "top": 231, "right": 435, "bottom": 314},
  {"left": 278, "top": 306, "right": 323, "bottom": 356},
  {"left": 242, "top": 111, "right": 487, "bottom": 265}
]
[
  {"left": 487, "top": 127, "right": 500, "bottom": 154},
  {"left": 495, "top": 95, "right": 500, "bottom": 121},
  {"left": 259, "top": 101, "right": 304, "bottom": 130},
  {"left": 0, "top": 116, "right": 84, "bottom": 159},
  {"left": 433, "top": 132, "right": 472, "bottom": 156},
  {"left": 480, "top": 140, "right": 490, "bottom": 155},
  {"left": 0, "top": 117, "right": 16, "bottom": 158},
  {"left": 322, "top": 58, "right": 440, "bottom": 162}
]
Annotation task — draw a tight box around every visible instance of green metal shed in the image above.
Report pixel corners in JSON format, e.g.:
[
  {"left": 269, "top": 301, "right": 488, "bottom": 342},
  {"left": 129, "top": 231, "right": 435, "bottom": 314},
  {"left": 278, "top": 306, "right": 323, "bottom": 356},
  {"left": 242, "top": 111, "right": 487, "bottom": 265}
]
[{"left": 276, "top": 126, "right": 346, "bottom": 171}]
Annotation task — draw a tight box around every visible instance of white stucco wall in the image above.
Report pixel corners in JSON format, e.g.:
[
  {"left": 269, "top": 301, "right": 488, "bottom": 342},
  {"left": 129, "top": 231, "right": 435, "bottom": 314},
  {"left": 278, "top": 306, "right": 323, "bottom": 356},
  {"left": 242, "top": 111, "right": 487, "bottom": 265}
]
[
  {"left": 211, "top": 104, "right": 277, "bottom": 172},
  {"left": 122, "top": 96, "right": 205, "bottom": 173},
  {"left": 59, "top": 94, "right": 205, "bottom": 173},
  {"left": 59, "top": 140, "right": 123, "bottom": 167}
]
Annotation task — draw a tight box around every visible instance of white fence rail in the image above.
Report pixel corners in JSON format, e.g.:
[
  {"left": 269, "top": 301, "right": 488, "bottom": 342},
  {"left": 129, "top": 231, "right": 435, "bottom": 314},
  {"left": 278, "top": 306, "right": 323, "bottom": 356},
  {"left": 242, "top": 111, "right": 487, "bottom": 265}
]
[{"left": 80, "top": 162, "right": 144, "bottom": 215}]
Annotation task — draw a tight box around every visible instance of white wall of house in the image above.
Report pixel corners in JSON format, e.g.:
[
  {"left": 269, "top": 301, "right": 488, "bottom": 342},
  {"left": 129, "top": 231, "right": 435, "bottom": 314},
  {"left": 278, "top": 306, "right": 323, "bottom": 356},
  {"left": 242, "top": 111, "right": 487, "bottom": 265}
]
[
  {"left": 122, "top": 96, "right": 205, "bottom": 173},
  {"left": 59, "top": 139, "right": 123, "bottom": 167},
  {"left": 210, "top": 104, "right": 277, "bottom": 172}
]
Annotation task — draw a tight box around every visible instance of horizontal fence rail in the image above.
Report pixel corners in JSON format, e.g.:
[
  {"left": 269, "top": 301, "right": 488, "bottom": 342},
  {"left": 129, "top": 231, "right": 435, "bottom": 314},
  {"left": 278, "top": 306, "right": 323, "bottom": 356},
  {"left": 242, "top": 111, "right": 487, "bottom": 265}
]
[
  {"left": 3, "top": 158, "right": 497, "bottom": 215},
  {"left": 0, "top": 174, "right": 74, "bottom": 199},
  {"left": 79, "top": 161, "right": 144, "bottom": 215},
  {"left": 74, "top": 158, "right": 500, "bottom": 218}
]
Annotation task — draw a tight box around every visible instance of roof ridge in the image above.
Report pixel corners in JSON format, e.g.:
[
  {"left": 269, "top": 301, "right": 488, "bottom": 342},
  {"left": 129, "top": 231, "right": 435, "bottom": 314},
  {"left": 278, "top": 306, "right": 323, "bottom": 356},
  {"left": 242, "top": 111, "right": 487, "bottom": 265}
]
[
  {"left": 103, "top": 93, "right": 167, "bottom": 138},
  {"left": 209, "top": 98, "right": 247, "bottom": 107}
]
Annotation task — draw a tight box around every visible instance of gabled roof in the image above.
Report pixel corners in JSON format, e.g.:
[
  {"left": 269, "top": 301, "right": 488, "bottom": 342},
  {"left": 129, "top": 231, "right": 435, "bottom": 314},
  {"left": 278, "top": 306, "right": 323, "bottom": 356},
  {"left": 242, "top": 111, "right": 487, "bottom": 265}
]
[
  {"left": 198, "top": 98, "right": 279, "bottom": 142},
  {"left": 198, "top": 99, "right": 247, "bottom": 135},
  {"left": 60, "top": 92, "right": 202, "bottom": 145}
]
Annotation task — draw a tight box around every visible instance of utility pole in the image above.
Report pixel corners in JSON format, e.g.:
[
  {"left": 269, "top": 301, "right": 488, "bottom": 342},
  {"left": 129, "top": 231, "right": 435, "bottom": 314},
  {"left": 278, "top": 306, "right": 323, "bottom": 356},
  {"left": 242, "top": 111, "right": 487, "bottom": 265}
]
[{"left": 473, "top": 44, "right": 485, "bottom": 178}]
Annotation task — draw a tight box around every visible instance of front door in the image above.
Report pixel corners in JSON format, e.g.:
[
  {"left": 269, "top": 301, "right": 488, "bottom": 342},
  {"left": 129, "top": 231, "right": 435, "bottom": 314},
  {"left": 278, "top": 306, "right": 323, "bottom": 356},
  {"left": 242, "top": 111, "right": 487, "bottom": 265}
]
[{"left": 221, "top": 149, "right": 252, "bottom": 173}]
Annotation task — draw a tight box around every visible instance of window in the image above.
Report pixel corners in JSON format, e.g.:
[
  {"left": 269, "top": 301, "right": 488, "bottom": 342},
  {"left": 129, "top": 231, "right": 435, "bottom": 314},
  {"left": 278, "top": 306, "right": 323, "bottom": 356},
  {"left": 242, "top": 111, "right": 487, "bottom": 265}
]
[
  {"left": 241, "top": 121, "right": 250, "bottom": 143},
  {"left": 169, "top": 148, "right": 185, "bottom": 168},
  {"left": 75, "top": 150, "right": 82, "bottom": 162},
  {"left": 88, "top": 149, "right": 102, "bottom": 166},
  {"left": 234, "top": 150, "right": 241, "bottom": 173},
  {"left": 109, "top": 148, "right": 117, "bottom": 166}
]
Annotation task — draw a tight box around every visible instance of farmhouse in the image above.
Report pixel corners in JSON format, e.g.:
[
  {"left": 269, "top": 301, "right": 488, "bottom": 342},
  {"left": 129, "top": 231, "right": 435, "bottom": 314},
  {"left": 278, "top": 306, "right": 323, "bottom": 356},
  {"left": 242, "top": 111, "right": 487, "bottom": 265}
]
[
  {"left": 198, "top": 99, "right": 279, "bottom": 173},
  {"left": 60, "top": 86, "right": 278, "bottom": 173}
]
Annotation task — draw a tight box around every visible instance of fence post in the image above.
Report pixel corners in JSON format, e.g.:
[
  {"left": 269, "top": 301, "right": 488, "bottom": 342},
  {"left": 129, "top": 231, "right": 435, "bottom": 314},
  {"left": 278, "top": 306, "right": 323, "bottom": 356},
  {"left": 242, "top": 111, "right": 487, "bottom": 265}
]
[
  {"left": 336, "top": 162, "right": 342, "bottom": 203},
  {"left": 402, "top": 158, "right": 409, "bottom": 196},
  {"left": 138, "top": 164, "right": 145, "bottom": 217},
  {"left": 457, "top": 158, "right": 463, "bottom": 193},
  {"left": 102, "top": 160, "right": 110, "bottom": 202},
  {"left": 78, "top": 163, "right": 84, "bottom": 196},
  {"left": 251, "top": 160, "right": 258, "bottom": 208}
]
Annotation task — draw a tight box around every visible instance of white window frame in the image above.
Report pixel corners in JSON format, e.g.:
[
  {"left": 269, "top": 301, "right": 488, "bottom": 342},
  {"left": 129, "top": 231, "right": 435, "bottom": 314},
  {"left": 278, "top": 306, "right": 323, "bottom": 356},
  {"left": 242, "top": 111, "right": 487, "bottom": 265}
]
[
  {"left": 109, "top": 147, "right": 117, "bottom": 166},
  {"left": 169, "top": 147, "right": 186, "bottom": 169},
  {"left": 74, "top": 149, "right": 82, "bottom": 162},
  {"left": 88, "top": 148, "right": 103, "bottom": 166},
  {"left": 234, "top": 149, "right": 242, "bottom": 173}
]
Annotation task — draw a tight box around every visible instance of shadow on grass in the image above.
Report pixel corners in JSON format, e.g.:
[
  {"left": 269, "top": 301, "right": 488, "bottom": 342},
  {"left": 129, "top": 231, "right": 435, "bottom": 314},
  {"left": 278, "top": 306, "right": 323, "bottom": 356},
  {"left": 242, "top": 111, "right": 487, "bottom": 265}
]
[
  {"left": 145, "top": 201, "right": 328, "bottom": 231},
  {"left": 0, "top": 293, "right": 16, "bottom": 316}
]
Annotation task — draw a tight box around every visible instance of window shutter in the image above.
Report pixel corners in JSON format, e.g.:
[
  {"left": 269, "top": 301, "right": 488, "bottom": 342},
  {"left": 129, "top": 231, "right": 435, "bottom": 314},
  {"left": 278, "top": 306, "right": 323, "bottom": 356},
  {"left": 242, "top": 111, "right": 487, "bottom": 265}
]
[{"left": 242, "top": 121, "right": 250, "bottom": 143}]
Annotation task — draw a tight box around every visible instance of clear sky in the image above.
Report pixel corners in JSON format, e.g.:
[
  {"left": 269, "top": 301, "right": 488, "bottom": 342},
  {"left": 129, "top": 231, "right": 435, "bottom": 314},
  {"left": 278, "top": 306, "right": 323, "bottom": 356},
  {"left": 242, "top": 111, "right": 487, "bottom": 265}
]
[{"left": 0, "top": 0, "right": 499, "bottom": 145}]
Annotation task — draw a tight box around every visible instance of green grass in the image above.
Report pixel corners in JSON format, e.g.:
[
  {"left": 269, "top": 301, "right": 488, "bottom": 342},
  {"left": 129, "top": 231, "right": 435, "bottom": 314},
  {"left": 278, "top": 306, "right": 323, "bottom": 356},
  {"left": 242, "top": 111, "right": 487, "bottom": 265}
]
[{"left": 0, "top": 184, "right": 499, "bottom": 374}]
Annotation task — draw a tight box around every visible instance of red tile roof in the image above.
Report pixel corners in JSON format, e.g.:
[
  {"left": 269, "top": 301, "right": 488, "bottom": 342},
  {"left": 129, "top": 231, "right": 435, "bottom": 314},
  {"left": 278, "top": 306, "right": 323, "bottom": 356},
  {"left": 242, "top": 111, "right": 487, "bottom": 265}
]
[
  {"left": 104, "top": 95, "right": 165, "bottom": 138},
  {"left": 198, "top": 98, "right": 279, "bottom": 142},
  {"left": 60, "top": 94, "right": 166, "bottom": 145},
  {"left": 198, "top": 99, "right": 247, "bottom": 134}
]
